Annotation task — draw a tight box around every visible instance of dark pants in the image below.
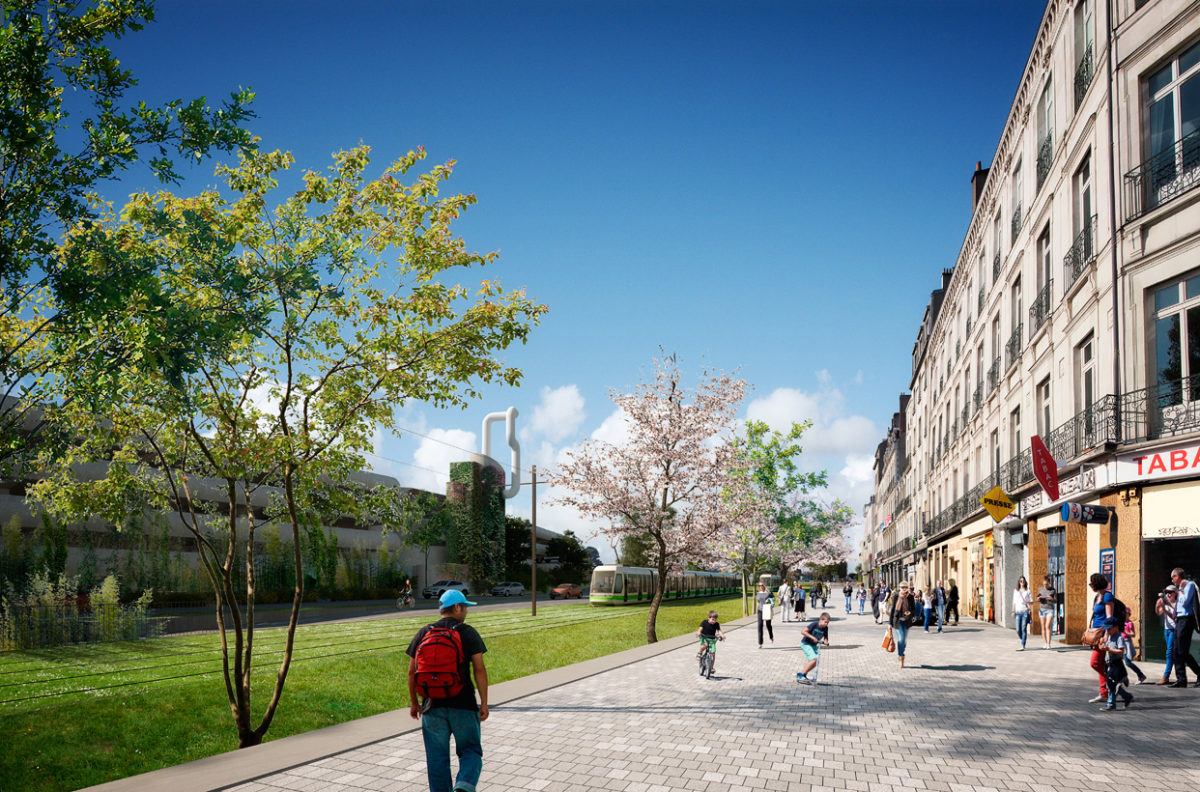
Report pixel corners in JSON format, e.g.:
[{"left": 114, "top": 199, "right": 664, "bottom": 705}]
[
  {"left": 1173, "top": 613, "right": 1200, "bottom": 682},
  {"left": 946, "top": 602, "right": 959, "bottom": 624},
  {"left": 758, "top": 613, "right": 773, "bottom": 645}
]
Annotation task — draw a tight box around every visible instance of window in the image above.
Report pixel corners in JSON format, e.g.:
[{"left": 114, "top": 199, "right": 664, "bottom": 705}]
[
  {"left": 1076, "top": 333, "right": 1096, "bottom": 441},
  {"left": 1150, "top": 272, "right": 1200, "bottom": 406},
  {"left": 1012, "top": 162, "right": 1024, "bottom": 240},
  {"left": 991, "top": 429, "right": 1000, "bottom": 476},
  {"left": 1143, "top": 40, "right": 1200, "bottom": 212},
  {"left": 1010, "top": 407, "right": 1022, "bottom": 460},
  {"left": 993, "top": 213, "right": 1003, "bottom": 275},
  {"left": 1011, "top": 277, "right": 1023, "bottom": 335},
  {"left": 1033, "top": 225, "right": 1053, "bottom": 331},
  {"left": 1074, "top": 0, "right": 1094, "bottom": 110},
  {"left": 1037, "top": 79, "right": 1054, "bottom": 190},
  {"left": 1037, "top": 377, "right": 1051, "bottom": 437}
]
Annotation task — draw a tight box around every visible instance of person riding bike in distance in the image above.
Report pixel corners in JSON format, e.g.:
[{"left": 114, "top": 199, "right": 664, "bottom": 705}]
[
  {"left": 697, "top": 610, "right": 725, "bottom": 662},
  {"left": 398, "top": 578, "right": 414, "bottom": 609}
]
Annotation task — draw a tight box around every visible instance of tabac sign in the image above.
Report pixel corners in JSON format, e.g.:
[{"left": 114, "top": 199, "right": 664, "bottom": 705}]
[{"left": 981, "top": 485, "right": 1015, "bottom": 522}]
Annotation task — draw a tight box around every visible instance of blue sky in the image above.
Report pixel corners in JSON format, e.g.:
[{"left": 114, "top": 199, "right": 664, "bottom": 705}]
[{"left": 108, "top": 0, "right": 1048, "bottom": 560}]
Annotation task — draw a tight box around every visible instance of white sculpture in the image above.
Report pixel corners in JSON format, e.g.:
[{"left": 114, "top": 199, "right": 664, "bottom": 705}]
[{"left": 481, "top": 406, "right": 521, "bottom": 499}]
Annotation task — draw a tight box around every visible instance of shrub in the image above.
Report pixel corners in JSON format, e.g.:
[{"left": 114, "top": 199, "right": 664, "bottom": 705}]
[{"left": 0, "top": 571, "right": 163, "bottom": 649}]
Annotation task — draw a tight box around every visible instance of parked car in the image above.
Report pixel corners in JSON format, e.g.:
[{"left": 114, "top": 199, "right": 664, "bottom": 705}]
[
  {"left": 422, "top": 579, "right": 469, "bottom": 599},
  {"left": 550, "top": 582, "right": 583, "bottom": 599},
  {"left": 490, "top": 581, "right": 525, "bottom": 597}
]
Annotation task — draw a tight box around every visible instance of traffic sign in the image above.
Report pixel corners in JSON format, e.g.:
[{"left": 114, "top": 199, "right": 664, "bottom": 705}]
[
  {"left": 1030, "top": 435, "right": 1059, "bottom": 502},
  {"left": 981, "top": 485, "right": 1015, "bottom": 522}
]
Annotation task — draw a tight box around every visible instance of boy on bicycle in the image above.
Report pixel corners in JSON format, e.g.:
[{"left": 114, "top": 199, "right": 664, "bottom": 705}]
[{"left": 697, "top": 610, "right": 724, "bottom": 659}]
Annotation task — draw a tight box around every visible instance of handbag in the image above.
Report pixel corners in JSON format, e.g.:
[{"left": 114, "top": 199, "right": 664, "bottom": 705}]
[
  {"left": 761, "top": 601, "right": 773, "bottom": 620},
  {"left": 882, "top": 628, "right": 895, "bottom": 653},
  {"left": 1081, "top": 626, "right": 1104, "bottom": 648}
]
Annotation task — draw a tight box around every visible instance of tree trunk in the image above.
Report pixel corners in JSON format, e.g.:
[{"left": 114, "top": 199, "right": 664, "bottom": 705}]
[{"left": 646, "top": 536, "right": 668, "bottom": 644}]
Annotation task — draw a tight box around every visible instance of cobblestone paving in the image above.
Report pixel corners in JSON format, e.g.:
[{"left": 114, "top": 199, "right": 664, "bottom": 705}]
[{"left": 230, "top": 611, "right": 1200, "bottom": 792}]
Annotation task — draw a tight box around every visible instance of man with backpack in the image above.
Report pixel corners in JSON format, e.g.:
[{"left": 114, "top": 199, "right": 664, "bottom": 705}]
[{"left": 407, "top": 589, "right": 489, "bottom": 792}]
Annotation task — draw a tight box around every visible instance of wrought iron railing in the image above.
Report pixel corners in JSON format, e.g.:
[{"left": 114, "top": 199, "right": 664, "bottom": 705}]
[
  {"left": 1011, "top": 203, "right": 1023, "bottom": 242},
  {"left": 1029, "top": 280, "right": 1053, "bottom": 333},
  {"left": 993, "top": 252, "right": 1001, "bottom": 283},
  {"left": 1005, "top": 323, "right": 1023, "bottom": 371},
  {"left": 1074, "top": 41, "right": 1093, "bottom": 111},
  {"left": 987, "top": 356, "right": 1001, "bottom": 394},
  {"left": 956, "top": 339, "right": 961, "bottom": 359},
  {"left": 966, "top": 315, "right": 973, "bottom": 339},
  {"left": 1119, "top": 374, "right": 1200, "bottom": 444},
  {"left": 972, "top": 382, "right": 982, "bottom": 412},
  {"left": 960, "top": 403, "right": 970, "bottom": 431},
  {"left": 1037, "top": 132, "right": 1054, "bottom": 191},
  {"left": 1124, "top": 129, "right": 1200, "bottom": 222},
  {"left": 1064, "top": 215, "right": 1097, "bottom": 288},
  {"left": 977, "top": 284, "right": 985, "bottom": 315}
]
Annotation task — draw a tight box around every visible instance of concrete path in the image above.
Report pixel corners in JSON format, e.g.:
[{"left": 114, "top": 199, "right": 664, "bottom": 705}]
[{"left": 92, "top": 610, "right": 1200, "bottom": 792}]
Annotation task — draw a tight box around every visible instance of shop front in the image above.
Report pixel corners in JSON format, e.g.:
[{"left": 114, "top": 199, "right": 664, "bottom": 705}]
[
  {"left": 1139, "top": 480, "right": 1200, "bottom": 662},
  {"left": 961, "top": 515, "right": 996, "bottom": 623}
]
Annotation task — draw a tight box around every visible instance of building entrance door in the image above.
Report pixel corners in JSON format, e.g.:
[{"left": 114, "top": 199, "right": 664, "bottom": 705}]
[
  {"left": 1047, "top": 527, "right": 1065, "bottom": 635},
  {"left": 1142, "top": 537, "right": 1200, "bottom": 662}
]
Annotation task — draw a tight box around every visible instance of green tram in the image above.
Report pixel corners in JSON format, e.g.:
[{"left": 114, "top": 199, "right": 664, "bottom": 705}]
[{"left": 588, "top": 565, "right": 740, "bottom": 605}]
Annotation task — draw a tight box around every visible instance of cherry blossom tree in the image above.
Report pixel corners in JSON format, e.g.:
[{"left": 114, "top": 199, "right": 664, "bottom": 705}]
[{"left": 551, "top": 355, "right": 747, "bottom": 643}]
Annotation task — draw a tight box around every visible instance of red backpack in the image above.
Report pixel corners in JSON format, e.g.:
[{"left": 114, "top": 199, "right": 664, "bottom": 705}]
[{"left": 414, "top": 624, "right": 465, "bottom": 699}]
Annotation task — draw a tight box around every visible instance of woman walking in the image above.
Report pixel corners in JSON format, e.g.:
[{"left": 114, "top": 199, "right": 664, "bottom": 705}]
[
  {"left": 871, "top": 584, "right": 882, "bottom": 624},
  {"left": 922, "top": 587, "right": 935, "bottom": 631},
  {"left": 1087, "top": 573, "right": 1116, "bottom": 703},
  {"left": 1036, "top": 575, "right": 1056, "bottom": 649},
  {"left": 890, "top": 582, "right": 917, "bottom": 668},
  {"left": 756, "top": 582, "right": 775, "bottom": 648},
  {"left": 1155, "top": 585, "right": 1178, "bottom": 684},
  {"left": 1013, "top": 576, "right": 1033, "bottom": 650}
]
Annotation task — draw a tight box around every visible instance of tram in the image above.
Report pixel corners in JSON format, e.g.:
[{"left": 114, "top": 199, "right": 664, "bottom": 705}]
[{"left": 589, "top": 565, "right": 740, "bottom": 605}]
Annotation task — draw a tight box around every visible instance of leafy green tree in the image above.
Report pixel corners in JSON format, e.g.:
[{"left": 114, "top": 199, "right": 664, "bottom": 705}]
[
  {"left": 1, "top": 0, "right": 255, "bottom": 478},
  {"left": 546, "top": 530, "right": 590, "bottom": 583},
  {"left": 617, "top": 524, "right": 653, "bottom": 567},
  {"left": 33, "top": 146, "right": 545, "bottom": 747},
  {"left": 504, "top": 516, "right": 532, "bottom": 580},
  {"left": 407, "top": 491, "right": 455, "bottom": 588}
]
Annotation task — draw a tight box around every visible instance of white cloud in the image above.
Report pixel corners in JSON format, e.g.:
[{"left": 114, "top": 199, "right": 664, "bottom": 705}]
[
  {"left": 590, "top": 407, "right": 631, "bottom": 446},
  {"left": 529, "top": 385, "right": 586, "bottom": 443},
  {"left": 409, "top": 428, "right": 478, "bottom": 493}
]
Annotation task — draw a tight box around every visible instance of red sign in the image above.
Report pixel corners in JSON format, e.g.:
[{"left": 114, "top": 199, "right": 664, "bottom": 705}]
[{"left": 1030, "top": 435, "right": 1059, "bottom": 502}]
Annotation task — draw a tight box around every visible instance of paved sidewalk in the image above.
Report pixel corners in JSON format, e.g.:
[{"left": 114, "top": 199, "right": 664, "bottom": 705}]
[{"left": 113, "top": 611, "right": 1200, "bottom": 792}]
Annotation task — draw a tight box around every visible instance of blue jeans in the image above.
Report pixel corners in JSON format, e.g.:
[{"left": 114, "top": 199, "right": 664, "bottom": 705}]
[
  {"left": 1015, "top": 611, "right": 1029, "bottom": 647},
  {"left": 936, "top": 604, "right": 945, "bottom": 630},
  {"left": 421, "top": 707, "right": 483, "bottom": 792},
  {"left": 1164, "top": 627, "right": 1176, "bottom": 680},
  {"left": 893, "top": 622, "right": 909, "bottom": 657},
  {"left": 923, "top": 607, "right": 933, "bottom": 630},
  {"left": 844, "top": 596, "right": 851, "bottom": 613}
]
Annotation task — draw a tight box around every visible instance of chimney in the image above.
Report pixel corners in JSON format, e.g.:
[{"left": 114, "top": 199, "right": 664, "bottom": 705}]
[{"left": 971, "top": 161, "right": 990, "bottom": 211}]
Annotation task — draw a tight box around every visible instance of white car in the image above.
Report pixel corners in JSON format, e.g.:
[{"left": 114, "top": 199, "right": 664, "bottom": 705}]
[
  {"left": 490, "top": 582, "right": 525, "bottom": 597},
  {"left": 423, "top": 579, "right": 469, "bottom": 599}
]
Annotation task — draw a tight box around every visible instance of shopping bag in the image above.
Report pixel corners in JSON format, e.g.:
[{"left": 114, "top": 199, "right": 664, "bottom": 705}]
[{"left": 882, "top": 628, "right": 895, "bottom": 653}]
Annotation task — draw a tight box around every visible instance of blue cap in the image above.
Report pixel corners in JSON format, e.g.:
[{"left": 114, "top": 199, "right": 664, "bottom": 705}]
[{"left": 439, "top": 590, "right": 476, "bottom": 610}]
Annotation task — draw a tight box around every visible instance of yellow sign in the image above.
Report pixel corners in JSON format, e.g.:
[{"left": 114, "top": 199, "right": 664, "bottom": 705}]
[{"left": 981, "top": 485, "right": 1014, "bottom": 522}]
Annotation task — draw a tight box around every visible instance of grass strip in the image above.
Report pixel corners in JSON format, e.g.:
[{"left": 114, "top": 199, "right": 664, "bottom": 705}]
[{"left": 0, "top": 596, "right": 743, "bottom": 792}]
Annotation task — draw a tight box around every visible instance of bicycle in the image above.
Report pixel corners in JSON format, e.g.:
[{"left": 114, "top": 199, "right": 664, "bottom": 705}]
[
  {"left": 698, "top": 636, "right": 722, "bottom": 678},
  {"left": 396, "top": 592, "right": 414, "bottom": 610}
]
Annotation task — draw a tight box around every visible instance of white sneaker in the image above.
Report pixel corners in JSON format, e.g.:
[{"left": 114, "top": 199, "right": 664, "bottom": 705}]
[{"left": 1088, "top": 694, "right": 1105, "bottom": 703}]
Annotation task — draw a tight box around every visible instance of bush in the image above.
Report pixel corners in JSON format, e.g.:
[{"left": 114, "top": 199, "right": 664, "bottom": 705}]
[{"left": 0, "top": 571, "right": 164, "bottom": 649}]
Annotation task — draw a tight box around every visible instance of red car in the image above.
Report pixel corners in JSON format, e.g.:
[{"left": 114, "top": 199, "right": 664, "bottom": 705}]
[{"left": 550, "top": 582, "right": 583, "bottom": 599}]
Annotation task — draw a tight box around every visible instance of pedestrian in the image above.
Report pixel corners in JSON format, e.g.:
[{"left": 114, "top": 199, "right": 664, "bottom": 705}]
[
  {"left": 1036, "top": 575, "right": 1056, "bottom": 649},
  {"left": 795, "top": 612, "right": 831, "bottom": 686},
  {"left": 778, "top": 579, "right": 792, "bottom": 623},
  {"left": 889, "top": 582, "right": 917, "bottom": 669},
  {"left": 407, "top": 589, "right": 488, "bottom": 792},
  {"left": 1155, "top": 585, "right": 1178, "bottom": 685},
  {"left": 1012, "top": 576, "right": 1032, "bottom": 650},
  {"left": 1086, "top": 573, "right": 1116, "bottom": 704},
  {"left": 878, "top": 583, "right": 891, "bottom": 624},
  {"left": 933, "top": 581, "right": 947, "bottom": 632},
  {"left": 857, "top": 585, "right": 867, "bottom": 615},
  {"left": 947, "top": 580, "right": 960, "bottom": 626},
  {"left": 1168, "top": 567, "right": 1200, "bottom": 687},
  {"left": 871, "top": 584, "right": 882, "bottom": 623},
  {"left": 1121, "top": 614, "right": 1148, "bottom": 684},
  {"left": 756, "top": 582, "right": 775, "bottom": 648},
  {"left": 843, "top": 582, "right": 853, "bottom": 614},
  {"left": 796, "top": 584, "right": 807, "bottom": 619},
  {"left": 921, "top": 587, "right": 934, "bottom": 631},
  {"left": 1100, "top": 617, "right": 1135, "bottom": 711}
]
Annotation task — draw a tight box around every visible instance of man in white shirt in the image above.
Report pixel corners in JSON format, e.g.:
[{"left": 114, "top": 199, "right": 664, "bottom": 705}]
[
  {"left": 1169, "top": 567, "right": 1200, "bottom": 688},
  {"left": 778, "top": 581, "right": 792, "bottom": 622}
]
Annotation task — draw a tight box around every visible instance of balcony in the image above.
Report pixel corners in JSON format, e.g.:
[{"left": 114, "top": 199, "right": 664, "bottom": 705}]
[
  {"left": 977, "top": 284, "right": 985, "bottom": 315},
  {"left": 1119, "top": 373, "right": 1200, "bottom": 444},
  {"left": 993, "top": 252, "right": 1001, "bottom": 282},
  {"left": 960, "top": 403, "right": 970, "bottom": 431},
  {"left": 1063, "top": 216, "right": 1097, "bottom": 289},
  {"left": 1005, "top": 323, "right": 1023, "bottom": 372},
  {"left": 1029, "top": 280, "right": 1053, "bottom": 333},
  {"left": 1037, "top": 132, "right": 1054, "bottom": 191},
  {"left": 1011, "top": 203, "right": 1023, "bottom": 243},
  {"left": 987, "top": 355, "right": 1001, "bottom": 394},
  {"left": 1124, "top": 130, "right": 1200, "bottom": 222},
  {"left": 966, "top": 315, "right": 973, "bottom": 339},
  {"left": 972, "top": 382, "right": 982, "bottom": 412},
  {"left": 1074, "top": 42, "right": 1093, "bottom": 111}
]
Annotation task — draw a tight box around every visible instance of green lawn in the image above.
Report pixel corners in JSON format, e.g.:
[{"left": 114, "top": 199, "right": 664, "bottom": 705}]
[{"left": 0, "top": 596, "right": 742, "bottom": 792}]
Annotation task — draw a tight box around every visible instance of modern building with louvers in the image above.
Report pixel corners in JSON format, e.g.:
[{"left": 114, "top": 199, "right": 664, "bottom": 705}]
[{"left": 864, "top": 0, "right": 1200, "bottom": 659}]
